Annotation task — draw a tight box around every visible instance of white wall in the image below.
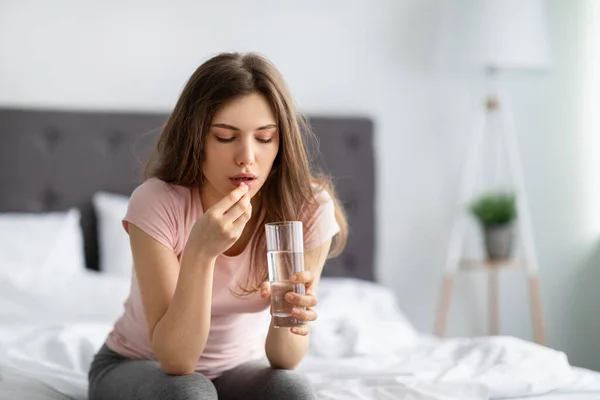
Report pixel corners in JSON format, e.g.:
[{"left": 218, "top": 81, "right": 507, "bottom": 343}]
[
  {"left": 437, "top": 0, "right": 600, "bottom": 371},
  {"left": 491, "top": 0, "right": 600, "bottom": 370},
  {"left": 1, "top": 0, "right": 598, "bottom": 370}
]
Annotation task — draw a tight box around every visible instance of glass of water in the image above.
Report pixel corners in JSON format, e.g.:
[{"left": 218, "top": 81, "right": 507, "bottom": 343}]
[{"left": 265, "top": 221, "right": 306, "bottom": 328}]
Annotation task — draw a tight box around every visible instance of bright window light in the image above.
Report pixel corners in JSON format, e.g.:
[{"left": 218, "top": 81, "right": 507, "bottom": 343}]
[{"left": 581, "top": 0, "right": 600, "bottom": 238}]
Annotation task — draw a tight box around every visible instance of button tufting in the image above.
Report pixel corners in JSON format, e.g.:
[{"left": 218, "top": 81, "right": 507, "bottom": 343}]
[
  {"left": 106, "top": 130, "right": 125, "bottom": 152},
  {"left": 43, "top": 127, "right": 62, "bottom": 150},
  {"left": 343, "top": 253, "right": 357, "bottom": 271},
  {"left": 344, "top": 194, "right": 357, "bottom": 215},
  {"left": 344, "top": 133, "right": 360, "bottom": 151},
  {"left": 42, "top": 188, "right": 59, "bottom": 210}
]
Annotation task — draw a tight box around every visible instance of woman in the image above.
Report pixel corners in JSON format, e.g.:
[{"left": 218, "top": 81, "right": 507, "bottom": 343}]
[{"left": 88, "top": 52, "right": 348, "bottom": 400}]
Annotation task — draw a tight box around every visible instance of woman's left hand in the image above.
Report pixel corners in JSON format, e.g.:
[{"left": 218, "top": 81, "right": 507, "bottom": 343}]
[{"left": 260, "top": 270, "right": 318, "bottom": 336}]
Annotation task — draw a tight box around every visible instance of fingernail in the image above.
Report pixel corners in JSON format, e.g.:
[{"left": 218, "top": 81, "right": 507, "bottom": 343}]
[
  {"left": 292, "top": 328, "right": 299, "bottom": 334},
  {"left": 285, "top": 293, "right": 294, "bottom": 302},
  {"left": 261, "top": 289, "right": 267, "bottom": 297},
  {"left": 291, "top": 308, "right": 299, "bottom": 316},
  {"left": 290, "top": 275, "right": 297, "bottom": 282}
]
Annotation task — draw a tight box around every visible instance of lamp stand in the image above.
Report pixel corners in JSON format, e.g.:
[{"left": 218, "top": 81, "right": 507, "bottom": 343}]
[{"left": 434, "top": 90, "right": 545, "bottom": 345}]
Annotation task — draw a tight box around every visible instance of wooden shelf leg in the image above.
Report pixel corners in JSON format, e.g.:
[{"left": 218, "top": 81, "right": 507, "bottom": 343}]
[
  {"left": 489, "top": 267, "right": 499, "bottom": 335},
  {"left": 435, "top": 275, "right": 455, "bottom": 337},
  {"left": 528, "top": 275, "right": 545, "bottom": 345}
]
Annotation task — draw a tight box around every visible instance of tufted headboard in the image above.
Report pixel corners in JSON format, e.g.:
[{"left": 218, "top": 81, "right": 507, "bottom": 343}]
[{"left": 0, "top": 107, "right": 375, "bottom": 281}]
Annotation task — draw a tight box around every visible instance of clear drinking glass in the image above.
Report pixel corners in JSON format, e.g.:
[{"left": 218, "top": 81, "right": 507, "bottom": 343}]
[{"left": 265, "top": 221, "right": 306, "bottom": 328}]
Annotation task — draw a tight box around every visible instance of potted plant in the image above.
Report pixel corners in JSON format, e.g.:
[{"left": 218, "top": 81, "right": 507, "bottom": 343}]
[{"left": 469, "top": 192, "right": 518, "bottom": 261}]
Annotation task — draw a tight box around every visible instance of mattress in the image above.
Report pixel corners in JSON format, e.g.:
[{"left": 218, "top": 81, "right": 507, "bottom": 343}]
[{"left": 1, "top": 272, "right": 599, "bottom": 400}]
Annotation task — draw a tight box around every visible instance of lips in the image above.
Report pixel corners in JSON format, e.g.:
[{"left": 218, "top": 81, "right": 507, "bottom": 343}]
[
  {"left": 230, "top": 173, "right": 256, "bottom": 180},
  {"left": 229, "top": 173, "right": 257, "bottom": 188}
]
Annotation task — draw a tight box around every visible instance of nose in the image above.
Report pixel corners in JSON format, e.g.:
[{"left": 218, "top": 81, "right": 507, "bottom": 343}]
[{"left": 235, "top": 137, "right": 255, "bottom": 166}]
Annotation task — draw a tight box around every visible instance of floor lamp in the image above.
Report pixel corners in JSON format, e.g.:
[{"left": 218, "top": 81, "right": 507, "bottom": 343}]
[{"left": 435, "top": 0, "right": 551, "bottom": 345}]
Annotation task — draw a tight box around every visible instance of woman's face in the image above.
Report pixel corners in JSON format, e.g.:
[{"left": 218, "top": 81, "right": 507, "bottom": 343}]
[{"left": 201, "top": 92, "right": 280, "bottom": 208}]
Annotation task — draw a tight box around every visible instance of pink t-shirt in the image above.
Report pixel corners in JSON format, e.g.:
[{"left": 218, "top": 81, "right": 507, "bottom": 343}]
[{"left": 106, "top": 177, "right": 340, "bottom": 379}]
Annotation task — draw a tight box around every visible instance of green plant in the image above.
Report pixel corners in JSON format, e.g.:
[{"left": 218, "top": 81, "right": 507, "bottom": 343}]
[{"left": 469, "top": 192, "right": 517, "bottom": 227}]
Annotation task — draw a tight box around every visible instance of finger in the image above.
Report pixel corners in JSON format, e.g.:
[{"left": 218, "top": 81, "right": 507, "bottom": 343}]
[
  {"left": 260, "top": 281, "right": 271, "bottom": 298},
  {"left": 225, "top": 209, "right": 251, "bottom": 245},
  {"left": 223, "top": 194, "right": 251, "bottom": 223},
  {"left": 285, "top": 292, "right": 318, "bottom": 308},
  {"left": 290, "top": 325, "right": 309, "bottom": 336},
  {"left": 232, "top": 202, "right": 252, "bottom": 225},
  {"left": 230, "top": 208, "right": 252, "bottom": 239},
  {"left": 291, "top": 306, "right": 317, "bottom": 322},
  {"left": 211, "top": 184, "right": 249, "bottom": 214},
  {"left": 290, "top": 270, "right": 314, "bottom": 284}
]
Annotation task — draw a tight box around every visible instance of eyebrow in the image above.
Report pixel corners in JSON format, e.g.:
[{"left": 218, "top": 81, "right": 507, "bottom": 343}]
[{"left": 211, "top": 123, "right": 277, "bottom": 131}]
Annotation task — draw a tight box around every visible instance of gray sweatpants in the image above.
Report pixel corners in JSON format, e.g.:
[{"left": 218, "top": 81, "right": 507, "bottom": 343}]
[{"left": 88, "top": 344, "right": 317, "bottom": 400}]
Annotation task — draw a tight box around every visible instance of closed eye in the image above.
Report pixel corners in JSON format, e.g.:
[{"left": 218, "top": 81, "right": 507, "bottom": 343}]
[{"left": 214, "top": 135, "right": 273, "bottom": 144}]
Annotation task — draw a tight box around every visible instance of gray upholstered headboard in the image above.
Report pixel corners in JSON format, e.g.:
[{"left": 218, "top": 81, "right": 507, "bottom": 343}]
[{"left": 0, "top": 107, "right": 375, "bottom": 281}]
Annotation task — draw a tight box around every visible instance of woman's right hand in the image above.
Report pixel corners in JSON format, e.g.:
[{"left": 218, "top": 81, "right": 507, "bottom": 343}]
[{"left": 187, "top": 183, "right": 252, "bottom": 259}]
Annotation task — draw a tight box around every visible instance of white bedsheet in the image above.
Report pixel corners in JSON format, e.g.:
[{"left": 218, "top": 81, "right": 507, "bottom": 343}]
[
  {"left": 1, "top": 272, "right": 599, "bottom": 400},
  {"left": 298, "top": 345, "right": 600, "bottom": 400}
]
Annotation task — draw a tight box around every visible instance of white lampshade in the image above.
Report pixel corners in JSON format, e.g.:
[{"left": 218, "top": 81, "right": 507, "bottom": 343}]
[{"left": 475, "top": 0, "right": 551, "bottom": 71}]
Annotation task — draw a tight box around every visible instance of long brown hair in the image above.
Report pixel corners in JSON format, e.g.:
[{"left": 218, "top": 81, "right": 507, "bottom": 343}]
[{"left": 145, "top": 52, "right": 348, "bottom": 294}]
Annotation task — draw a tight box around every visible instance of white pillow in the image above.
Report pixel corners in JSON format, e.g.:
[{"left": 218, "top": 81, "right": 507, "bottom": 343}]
[
  {"left": 257, "top": 277, "right": 420, "bottom": 358},
  {"left": 92, "top": 191, "right": 132, "bottom": 277},
  {"left": 0, "top": 208, "right": 86, "bottom": 285},
  {"left": 309, "top": 277, "right": 420, "bottom": 357}
]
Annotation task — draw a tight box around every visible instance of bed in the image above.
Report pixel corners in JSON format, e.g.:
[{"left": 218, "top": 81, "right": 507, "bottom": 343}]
[{"left": 0, "top": 107, "right": 599, "bottom": 400}]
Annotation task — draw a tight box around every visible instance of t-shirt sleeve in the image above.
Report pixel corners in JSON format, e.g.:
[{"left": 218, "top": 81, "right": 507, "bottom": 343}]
[
  {"left": 122, "top": 179, "right": 180, "bottom": 251},
  {"left": 303, "top": 187, "right": 341, "bottom": 251}
]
